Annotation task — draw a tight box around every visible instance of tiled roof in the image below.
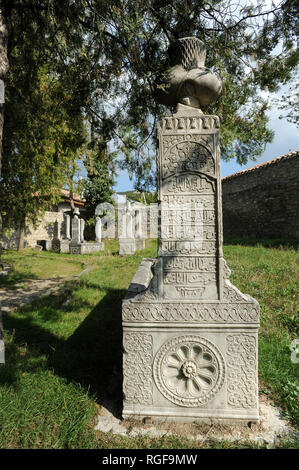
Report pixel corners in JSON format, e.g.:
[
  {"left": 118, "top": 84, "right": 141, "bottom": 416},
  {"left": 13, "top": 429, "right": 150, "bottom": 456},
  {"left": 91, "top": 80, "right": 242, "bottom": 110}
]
[
  {"left": 222, "top": 150, "right": 299, "bottom": 182},
  {"left": 60, "top": 189, "right": 85, "bottom": 203}
]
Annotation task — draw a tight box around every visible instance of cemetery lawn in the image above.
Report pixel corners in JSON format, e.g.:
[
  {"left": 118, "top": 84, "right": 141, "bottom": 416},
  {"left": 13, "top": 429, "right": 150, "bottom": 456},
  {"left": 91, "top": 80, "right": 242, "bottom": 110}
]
[
  {"left": 0, "top": 250, "right": 86, "bottom": 287},
  {"left": 0, "top": 239, "right": 298, "bottom": 449}
]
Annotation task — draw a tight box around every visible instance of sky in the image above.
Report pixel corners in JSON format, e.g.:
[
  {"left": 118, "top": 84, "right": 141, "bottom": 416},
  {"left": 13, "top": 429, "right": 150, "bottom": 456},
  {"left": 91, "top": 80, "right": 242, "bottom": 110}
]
[
  {"left": 113, "top": 0, "right": 298, "bottom": 192},
  {"left": 114, "top": 107, "right": 298, "bottom": 192},
  {"left": 95, "top": 0, "right": 299, "bottom": 193}
]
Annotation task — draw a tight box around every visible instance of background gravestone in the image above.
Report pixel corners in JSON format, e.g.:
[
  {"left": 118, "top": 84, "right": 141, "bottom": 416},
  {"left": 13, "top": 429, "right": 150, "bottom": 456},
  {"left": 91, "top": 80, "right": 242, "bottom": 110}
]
[
  {"left": 122, "top": 37, "right": 260, "bottom": 423},
  {"left": 51, "top": 219, "right": 70, "bottom": 253},
  {"left": 119, "top": 201, "right": 136, "bottom": 255},
  {"left": 70, "top": 207, "right": 104, "bottom": 254}
]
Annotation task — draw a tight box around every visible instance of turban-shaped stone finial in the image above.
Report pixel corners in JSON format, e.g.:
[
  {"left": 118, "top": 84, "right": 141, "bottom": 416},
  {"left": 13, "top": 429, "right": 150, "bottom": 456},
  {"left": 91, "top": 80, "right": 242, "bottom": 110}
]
[{"left": 154, "top": 37, "right": 222, "bottom": 112}]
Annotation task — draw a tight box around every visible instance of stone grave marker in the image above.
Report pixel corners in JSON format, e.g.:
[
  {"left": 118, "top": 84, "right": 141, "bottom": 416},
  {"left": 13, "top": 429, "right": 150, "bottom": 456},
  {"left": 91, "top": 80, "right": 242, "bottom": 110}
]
[{"left": 122, "top": 37, "right": 260, "bottom": 423}]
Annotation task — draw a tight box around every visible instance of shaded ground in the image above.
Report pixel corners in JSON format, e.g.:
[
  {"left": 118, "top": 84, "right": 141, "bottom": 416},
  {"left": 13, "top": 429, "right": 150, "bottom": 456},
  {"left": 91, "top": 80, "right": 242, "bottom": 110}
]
[
  {"left": 0, "top": 278, "right": 67, "bottom": 313},
  {"left": 0, "top": 264, "right": 93, "bottom": 313},
  {"left": 0, "top": 241, "right": 298, "bottom": 449}
]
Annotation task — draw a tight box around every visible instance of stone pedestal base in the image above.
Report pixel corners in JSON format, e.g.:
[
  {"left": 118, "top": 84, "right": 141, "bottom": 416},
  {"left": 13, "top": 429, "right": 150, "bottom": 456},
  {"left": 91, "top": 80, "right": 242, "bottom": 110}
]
[
  {"left": 119, "top": 238, "right": 136, "bottom": 255},
  {"left": 122, "top": 259, "right": 260, "bottom": 424},
  {"left": 81, "top": 242, "right": 104, "bottom": 254},
  {"left": 69, "top": 242, "right": 104, "bottom": 254},
  {"left": 51, "top": 239, "right": 70, "bottom": 253},
  {"left": 136, "top": 238, "right": 146, "bottom": 251}
]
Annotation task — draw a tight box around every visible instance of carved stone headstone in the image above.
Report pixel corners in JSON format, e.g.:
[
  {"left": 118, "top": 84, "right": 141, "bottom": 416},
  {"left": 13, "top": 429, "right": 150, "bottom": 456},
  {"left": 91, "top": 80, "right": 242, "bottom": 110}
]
[
  {"left": 134, "top": 208, "right": 145, "bottom": 251},
  {"left": 53, "top": 219, "right": 60, "bottom": 240},
  {"left": 119, "top": 201, "right": 136, "bottom": 255},
  {"left": 70, "top": 207, "right": 104, "bottom": 254},
  {"left": 122, "top": 37, "right": 259, "bottom": 423},
  {"left": 52, "top": 218, "right": 70, "bottom": 253}
]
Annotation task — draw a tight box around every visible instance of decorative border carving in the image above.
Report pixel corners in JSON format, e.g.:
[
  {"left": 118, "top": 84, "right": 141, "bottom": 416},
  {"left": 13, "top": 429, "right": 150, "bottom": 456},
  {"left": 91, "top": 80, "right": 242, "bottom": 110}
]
[
  {"left": 122, "top": 302, "right": 260, "bottom": 323},
  {"left": 158, "top": 116, "right": 220, "bottom": 132},
  {"left": 226, "top": 334, "right": 258, "bottom": 409},
  {"left": 123, "top": 333, "right": 153, "bottom": 405},
  {"left": 153, "top": 335, "right": 225, "bottom": 407}
]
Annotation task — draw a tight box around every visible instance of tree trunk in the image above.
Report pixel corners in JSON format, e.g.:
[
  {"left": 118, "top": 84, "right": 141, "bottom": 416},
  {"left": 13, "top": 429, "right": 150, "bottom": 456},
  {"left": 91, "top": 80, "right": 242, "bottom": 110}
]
[
  {"left": 0, "top": 5, "right": 9, "bottom": 177},
  {"left": 69, "top": 189, "right": 75, "bottom": 211},
  {"left": 17, "top": 221, "right": 25, "bottom": 250}
]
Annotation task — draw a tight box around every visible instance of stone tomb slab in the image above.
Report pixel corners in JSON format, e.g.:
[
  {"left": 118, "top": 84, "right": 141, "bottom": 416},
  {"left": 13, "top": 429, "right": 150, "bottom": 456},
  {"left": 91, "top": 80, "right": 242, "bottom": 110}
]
[{"left": 122, "top": 112, "right": 260, "bottom": 423}]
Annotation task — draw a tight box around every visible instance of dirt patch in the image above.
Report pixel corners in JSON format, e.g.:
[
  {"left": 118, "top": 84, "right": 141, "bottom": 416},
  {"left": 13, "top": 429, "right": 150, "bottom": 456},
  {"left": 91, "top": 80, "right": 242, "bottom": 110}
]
[
  {"left": 0, "top": 264, "right": 93, "bottom": 313},
  {"left": 94, "top": 394, "right": 298, "bottom": 446}
]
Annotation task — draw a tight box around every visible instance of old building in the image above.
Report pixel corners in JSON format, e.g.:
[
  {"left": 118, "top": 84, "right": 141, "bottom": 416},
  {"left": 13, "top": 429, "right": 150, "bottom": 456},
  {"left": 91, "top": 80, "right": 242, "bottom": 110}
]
[
  {"left": 222, "top": 151, "right": 299, "bottom": 240},
  {"left": 0, "top": 190, "right": 86, "bottom": 249}
]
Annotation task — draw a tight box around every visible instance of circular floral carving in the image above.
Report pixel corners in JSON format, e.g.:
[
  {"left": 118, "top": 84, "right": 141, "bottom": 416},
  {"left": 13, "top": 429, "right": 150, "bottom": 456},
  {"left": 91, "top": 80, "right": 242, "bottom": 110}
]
[
  {"left": 181, "top": 360, "right": 197, "bottom": 379},
  {"left": 153, "top": 335, "right": 225, "bottom": 407}
]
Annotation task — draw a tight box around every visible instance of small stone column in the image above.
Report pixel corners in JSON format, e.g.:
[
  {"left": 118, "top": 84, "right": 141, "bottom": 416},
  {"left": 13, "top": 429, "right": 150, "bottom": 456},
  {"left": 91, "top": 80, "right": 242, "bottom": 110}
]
[
  {"left": 64, "top": 214, "right": 71, "bottom": 239},
  {"left": 71, "top": 216, "right": 80, "bottom": 243},
  {"left": 80, "top": 218, "right": 85, "bottom": 243},
  {"left": 69, "top": 209, "right": 81, "bottom": 254},
  {"left": 95, "top": 217, "right": 102, "bottom": 243},
  {"left": 53, "top": 219, "right": 60, "bottom": 240}
]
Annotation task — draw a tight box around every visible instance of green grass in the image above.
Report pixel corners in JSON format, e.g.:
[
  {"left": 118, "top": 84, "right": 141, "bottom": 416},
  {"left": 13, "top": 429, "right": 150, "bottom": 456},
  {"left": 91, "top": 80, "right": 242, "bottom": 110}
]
[
  {"left": 0, "top": 250, "right": 85, "bottom": 287},
  {"left": 0, "top": 239, "right": 298, "bottom": 448},
  {"left": 223, "top": 240, "right": 299, "bottom": 424}
]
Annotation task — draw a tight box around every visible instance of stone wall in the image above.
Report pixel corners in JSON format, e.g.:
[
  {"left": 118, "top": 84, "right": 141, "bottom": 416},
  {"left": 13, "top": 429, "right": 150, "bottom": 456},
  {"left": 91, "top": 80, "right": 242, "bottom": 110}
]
[
  {"left": 0, "top": 211, "right": 64, "bottom": 249},
  {"left": 221, "top": 151, "right": 299, "bottom": 240}
]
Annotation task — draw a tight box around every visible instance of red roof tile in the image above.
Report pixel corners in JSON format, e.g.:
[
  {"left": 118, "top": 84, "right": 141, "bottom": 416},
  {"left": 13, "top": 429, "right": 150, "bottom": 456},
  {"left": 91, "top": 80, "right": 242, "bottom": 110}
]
[
  {"left": 222, "top": 150, "right": 299, "bottom": 182},
  {"left": 60, "top": 189, "right": 85, "bottom": 203}
]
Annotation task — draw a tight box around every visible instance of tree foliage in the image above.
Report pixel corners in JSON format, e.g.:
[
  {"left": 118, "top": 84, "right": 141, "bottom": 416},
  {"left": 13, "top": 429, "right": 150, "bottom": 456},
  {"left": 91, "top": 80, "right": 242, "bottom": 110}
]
[
  {"left": 73, "top": 0, "right": 298, "bottom": 188},
  {"left": 82, "top": 135, "right": 116, "bottom": 213},
  {"left": 0, "top": 0, "right": 89, "bottom": 240},
  {"left": 1, "top": 0, "right": 298, "bottom": 213}
]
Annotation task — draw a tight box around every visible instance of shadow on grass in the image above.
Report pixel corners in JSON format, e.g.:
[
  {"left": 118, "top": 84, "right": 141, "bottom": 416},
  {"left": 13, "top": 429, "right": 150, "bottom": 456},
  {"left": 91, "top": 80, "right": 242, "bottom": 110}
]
[
  {"left": 0, "top": 271, "right": 39, "bottom": 288},
  {"left": 223, "top": 235, "right": 299, "bottom": 250},
  {"left": 1, "top": 287, "right": 125, "bottom": 419}
]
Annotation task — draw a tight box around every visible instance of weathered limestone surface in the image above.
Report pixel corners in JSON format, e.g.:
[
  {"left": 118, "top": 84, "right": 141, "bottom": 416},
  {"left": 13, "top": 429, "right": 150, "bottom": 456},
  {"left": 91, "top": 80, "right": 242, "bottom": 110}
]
[
  {"left": 122, "top": 38, "right": 259, "bottom": 422},
  {"left": 122, "top": 111, "right": 260, "bottom": 423}
]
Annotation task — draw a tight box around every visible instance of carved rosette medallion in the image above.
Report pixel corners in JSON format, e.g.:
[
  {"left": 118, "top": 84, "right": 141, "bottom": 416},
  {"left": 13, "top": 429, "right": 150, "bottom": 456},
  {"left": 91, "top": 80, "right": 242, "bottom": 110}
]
[
  {"left": 153, "top": 335, "right": 225, "bottom": 407},
  {"left": 51, "top": 241, "right": 60, "bottom": 252},
  {"left": 70, "top": 246, "right": 80, "bottom": 254}
]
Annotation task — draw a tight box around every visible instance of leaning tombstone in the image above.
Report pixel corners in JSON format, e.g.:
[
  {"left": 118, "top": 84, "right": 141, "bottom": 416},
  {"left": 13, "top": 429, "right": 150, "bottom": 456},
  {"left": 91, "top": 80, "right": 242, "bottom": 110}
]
[{"left": 122, "top": 37, "right": 260, "bottom": 424}]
